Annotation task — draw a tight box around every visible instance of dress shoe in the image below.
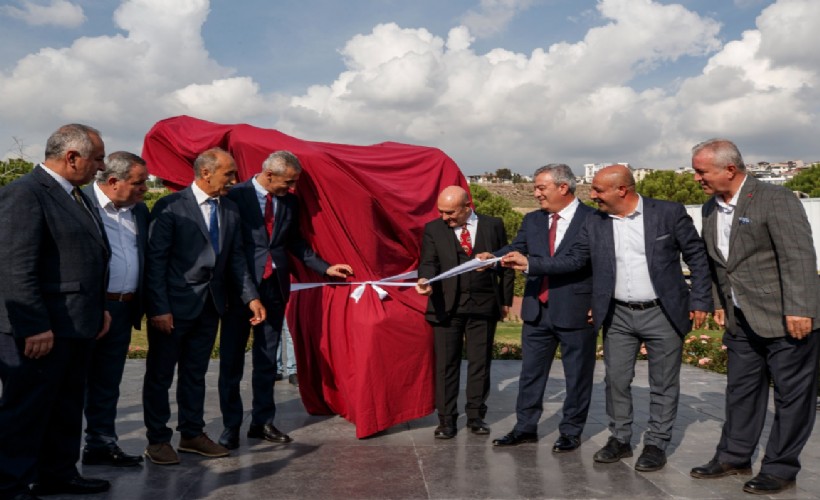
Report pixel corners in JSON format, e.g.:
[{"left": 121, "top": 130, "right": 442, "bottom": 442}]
[
  {"left": 275, "top": 372, "right": 284, "bottom": 381},
  {"left": 492, "top": 430, "right": 538, "bottom": 446},
  {"left": 82, "top": 445, "right": 143, "bottom": 467},
  {"left": 742, "top": 473, "right": 795, "bottom": 495},
  {"left": 248, "top": 423, "right": 292, "bottom": 443},
  {"left": 219, "top": 427, "right": 240, "bottom": 450},
  {"left": 634, "top": 444, "right": 666, "bottom": 472},
  {"left": 690, "top": 458, "right": 752, "bottom": 479},
  {"left": 433, "top": 423, "right": 457, "bottom": 439},
  {"left": 593, "top": 437, "right": 632, "bottom": 463},
  {"left": 178, "top": 433, "right": 230, "bottom": 458},
  {"left": 288, "top": 374, "right": 299, "bottom": 386},
  {"left": 144, "top": 442, "right": 180, "bottom": 465},
  {"left": 552, "top": 434, "right": 581, "bottom": 453},
  {"left": 466, "top": 418, "right": 490, "bottom": 435},
  {"left": 31, "top": 475, "right": 110, "bottom": 495}
]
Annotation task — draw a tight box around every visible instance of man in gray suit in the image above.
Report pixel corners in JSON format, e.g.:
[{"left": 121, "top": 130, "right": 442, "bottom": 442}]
[
  {"left": 143, "top": 148, "right": 265, "bottom": 465},
  {"left": 502, "top": 165, "right": 711, "bottom": 472},
  {"left": 689, "top": 139, "right": 820, "bottom": 495},
  {"left": 81, "top": 152, "right": 149, "bottom": 468},
  {"left": 0, "top": 124, "right": 112, "bottom": 498}
]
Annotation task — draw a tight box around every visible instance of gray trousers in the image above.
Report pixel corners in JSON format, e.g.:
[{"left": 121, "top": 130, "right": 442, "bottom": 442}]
[{"left": 603, "top": 303, "right": 682, "bottom": 450}]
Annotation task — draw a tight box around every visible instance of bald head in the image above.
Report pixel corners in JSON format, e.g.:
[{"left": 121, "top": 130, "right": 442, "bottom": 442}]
[
  {"left": 590, "top": 165, "right": 639, "bottom": 217},
  {"left": 437, "top": 186, "right": 472, "bottom": 227}
]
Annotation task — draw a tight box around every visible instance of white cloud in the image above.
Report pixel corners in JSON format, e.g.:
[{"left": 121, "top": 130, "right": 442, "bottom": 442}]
[
  {"left": 459, "top": 0, "right": 534, "bottom": 38},
  {"left": 0, "top": 0, "right": 86, "bottom": 28}
]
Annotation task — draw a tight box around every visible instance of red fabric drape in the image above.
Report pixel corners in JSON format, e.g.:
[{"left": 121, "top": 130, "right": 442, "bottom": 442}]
[{"left": 142, "top": 116, "right": 468, "bottom": 437}]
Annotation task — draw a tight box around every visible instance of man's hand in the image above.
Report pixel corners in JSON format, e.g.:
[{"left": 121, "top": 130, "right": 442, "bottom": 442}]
[
  {"left": 326, "top": 264, "right": 354, "bottom": 278},
  {"left": 248, "top": 299, "right": 266, "bottom": 326},
  {"left": 415, "top": 278, "right": 432, "bottom": 296},
  {"left": 150, "top": 314, "right": 174, "bottom": 335},
  {"left": 501, "top": 251, "right": 528, "bottom": 271},
  {"left": 96, "top": 310, "right": 112, "bottom": 339},
  {"left": 501, "top": 305, "right": 510, "bottom": 320},
  {"left": 712, "top": 309, "right": 725, "bottom": 328},
  {"left": 786, "top": 315, "right": 813, "bottom": 340},
  {"left": 587, "top": 309, "right": 593, "bottom": 325},
  {"left": 690, "top": 310, "right": 708, "bottom": 330},
  {"left": 24, "top": 330, "right": 54, "bottom": 359},
  {"left": 474, "top": 252, "right": 496, "bottom": 272}
]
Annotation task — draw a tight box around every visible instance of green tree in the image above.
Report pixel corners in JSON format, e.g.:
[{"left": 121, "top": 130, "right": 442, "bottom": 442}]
[
  {"left": 495, "top": 168, "right": 512, "bottom": 180},
  {"left": 784, "top": 164, "right": 820, "bottom": 197},
  {"left": 143, "top": 188, "right": 170, "bottom": 211},
  {"left": 0, "top": 158, "right": 34, "bottom": 187},
  {"left": 470, "top": 183, "right": 526, "bottom": 296},
  {"left": 636, "top": 171, "right": 709, "bottom": 205}
]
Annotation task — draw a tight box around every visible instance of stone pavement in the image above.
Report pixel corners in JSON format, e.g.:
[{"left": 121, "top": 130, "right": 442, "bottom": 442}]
[{"left": 59, "top": 360, "right": 820, "bottom": 499}]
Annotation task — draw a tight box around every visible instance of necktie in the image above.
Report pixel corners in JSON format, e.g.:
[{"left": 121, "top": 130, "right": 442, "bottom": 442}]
[
  {"left": 207, "top": 198, "right": 219, "bottom": 254},
  {"left": 460, "top": 225, "right": 473, "bottom": 257},
  {"left": 538, "top": 213, "right": 560, "bottom": 303},
  {"left": 262, "top": 193, "right": 274, "bottom": 280},
  {"left": 71, "top": 187, "right": 93, "bottom": 219}
]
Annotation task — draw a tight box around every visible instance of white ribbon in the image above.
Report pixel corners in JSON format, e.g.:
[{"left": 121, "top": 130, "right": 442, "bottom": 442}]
[{"left": 289, "top": 257, "right": 502, "bottom": 303}]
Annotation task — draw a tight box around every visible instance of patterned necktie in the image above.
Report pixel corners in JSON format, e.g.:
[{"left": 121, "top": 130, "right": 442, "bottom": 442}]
[
  {"left": 262, "top": 193, "right": 275, "bottom": 279},
  {"left": 71, "top": 187, "right": 93, "bottom": 219},
  {"left": 207, "top": 198, "right": 219, "bottom": 254},
  {"left": 460, "top": 225, "right": 473, "bottom": 257},
  {"left": 538, "top": 212, "right": 560, "bottom": 303}
]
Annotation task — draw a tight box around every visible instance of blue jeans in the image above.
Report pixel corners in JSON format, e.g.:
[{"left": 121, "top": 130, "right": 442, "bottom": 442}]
[{"left": 276, "top": 321, "right": 296, "bottom": 376}]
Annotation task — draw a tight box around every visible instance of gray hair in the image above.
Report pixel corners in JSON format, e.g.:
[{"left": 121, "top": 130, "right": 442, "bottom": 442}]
[
  {"left": 533, "top": 163, "right": 576, "bottom": 194},
  {"left": 194, "top": 147, "right": 233, "bottom": 179},
  {"left": 692, "top": 138, "right": 746, "bottom": 173},
  {"left": 96, "top": 151, "right": 146, "bottom": 183},
  {"left": 44, "top": 123, "right": 101, "bottom": 159},
  {"left": 262, "top": 150, "right": 302, "bottom": 175}
]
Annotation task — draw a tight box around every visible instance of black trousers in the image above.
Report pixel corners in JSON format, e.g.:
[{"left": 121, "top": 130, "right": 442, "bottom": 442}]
[
  {"left": 716, "top": 308, "right": 820, "bottom": 480},
  {"left": 219, "top": 276, "right": 286, "bottom": 429},
  {"left": 514, "top": 302, "right": 597, "bottom": 436},
  {"left": 433, "top": 314, "right": 496, "bottom": 419},
  {"left": 0, "top": 334, "right": 93, "bottom": 497},
  {"left": 142, "top": 300, "right": 220, "bottom": 444}
]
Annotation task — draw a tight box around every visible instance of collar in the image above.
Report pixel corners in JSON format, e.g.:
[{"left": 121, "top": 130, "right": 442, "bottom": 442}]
[
  {"left": 93, "top": 182, "right": 134, "bottom": 211},
  {"left": 716, "top": 175, "right": 748, "bottom": 214},
  {"left": 39, "top": 163, "right": 74, "bottom": 195},
  {"left": 553, "top": 197, "right": 579, "bottom": 220},
  {"left": 251, "top": 175, "right": 269, "bottom": 198},
  {"left": 609, "top": 195, "right": 643, "bottom": 220},
  {"left": 191, "top": 182, "right": 217, "bottom": 205}
]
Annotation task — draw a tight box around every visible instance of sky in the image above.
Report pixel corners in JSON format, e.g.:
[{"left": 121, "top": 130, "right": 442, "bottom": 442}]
[{"left": 1, "top": 0, "right": 818, "bottom": 176}]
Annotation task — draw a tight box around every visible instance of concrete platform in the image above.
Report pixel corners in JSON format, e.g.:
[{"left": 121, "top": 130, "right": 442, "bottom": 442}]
[{"left": 65, "top": 359, "right": 820, "bottom": 499}]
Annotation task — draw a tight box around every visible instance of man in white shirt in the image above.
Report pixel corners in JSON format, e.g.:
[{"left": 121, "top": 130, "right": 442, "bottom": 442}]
[{"left": 81, "top": 152, "right": 149, "bottom": 467}]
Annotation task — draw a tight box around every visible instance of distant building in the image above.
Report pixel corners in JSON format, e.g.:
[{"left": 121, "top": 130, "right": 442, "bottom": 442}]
[{"left": 583, "top": 162, "right": 630, "bottom": 183}]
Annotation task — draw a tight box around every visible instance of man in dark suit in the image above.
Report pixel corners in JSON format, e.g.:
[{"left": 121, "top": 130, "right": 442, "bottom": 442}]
[
  {"left": 218, "top": 150, "right": 352, "bottom": 449},
  {"left": 689, "top": 139, "right": 820, "bottom": 495},
  {"left": 502, "top": 165, "right": 711, "bottom": 471},
  {"left": 81, "top": 151, "right": 149, "bottom": 468},
  {"left": 0, "top": 124, "right": 111, "bottom": 498},
  {"left": 486, "top": 164, "right": 596, "bottom": 452},
  {"left": 143, "top": 148, "right": 265, "bottom": 465},
  {"left": 416, "top": 186, "right": 514, "bottom": 439}
]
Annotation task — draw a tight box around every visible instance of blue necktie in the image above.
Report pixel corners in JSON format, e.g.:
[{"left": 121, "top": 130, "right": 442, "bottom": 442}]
[{"left": 207, "top": 198, "right": 219, "bottom": 254}]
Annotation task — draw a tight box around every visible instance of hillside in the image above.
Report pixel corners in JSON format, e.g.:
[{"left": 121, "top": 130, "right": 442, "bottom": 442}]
[{"left": 476, "top": 182, "right": 592, "bottom": 213}]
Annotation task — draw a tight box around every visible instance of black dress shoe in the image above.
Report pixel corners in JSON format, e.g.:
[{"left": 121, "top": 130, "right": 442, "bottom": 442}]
[
  {"left": 248, "top": 423, "right": 292, "bottom": 443},
  {"left": 634, "top": 445, "right": 666, "bottom": 472},
  {"left": 466, "top": 418, "right": 490, "bottom": 435},
  {"left": 743, "top": 473, "right": 795, "bottom": 495},
  {"left": 593, "top": 437, "right": 632, "bottom": 463},
  {"left": 31, "top": 475, "right": 110, "bottom": 495},
  {"left": 219, "top": 427, "right": 240, "bottom": 450},
  {"left": 690, "top": 458, "right": 752, "bottom": 479},
  {"left": 552, "top": 434, "right": 581, "bottom": 453},
  {"left": 492, "top": 430, "right": 538, "bottom": 446},
  {"left": 434, "top": 423, "right": 457, "bottom": 439},
  {"left": 275, "top": 372, "right": 284, "bottom": 381},
  {"left": 82, "top": 445, "right": 143, "bottom": 467}
]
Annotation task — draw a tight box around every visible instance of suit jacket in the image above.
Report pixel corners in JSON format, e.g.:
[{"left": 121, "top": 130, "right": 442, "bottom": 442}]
[
  {"left": 145, "top": 186, "right": 258, "bottom": 321},
  {"left": 496, "top": 203, "right": 595, "bottom": 329},
  {"left": 0, "top": 165, "right": 110, "bottom": 338},
  {"left": 702, "top": 175, "right": 820, "bottom": 338},
  {"left": 226, "top": 179, "right": 329, "bottom": 301},
  {"left": 418, "top": 213, "right": 514, "bottom": 323},
  {"left": 83, "top": 184, "right": 149, "bottom": 329},
  {"left": 529, "top": 197, "right": 712, "bottom": 335}
]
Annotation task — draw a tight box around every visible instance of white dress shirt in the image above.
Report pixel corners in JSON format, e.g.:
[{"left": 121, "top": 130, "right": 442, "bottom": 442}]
[
  {"left": 611, "top": 196, "right": 657, "bottom": 302},
  {"left": 252, "top": 175, "right": 278, "bottom": 269},
  {"left": 452, "top": 210, "right": 478, "bottom": 249},
  {"left": 715, "top": 175, "right": 748, "bottom": 307},
  {"left": 191, "top": 182, "right": 220, "bottom": 230}
]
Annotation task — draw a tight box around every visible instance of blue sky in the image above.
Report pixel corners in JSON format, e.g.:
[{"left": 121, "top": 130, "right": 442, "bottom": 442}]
[{"left": 1, "top": 0, "right": 817, "bottom": 175}]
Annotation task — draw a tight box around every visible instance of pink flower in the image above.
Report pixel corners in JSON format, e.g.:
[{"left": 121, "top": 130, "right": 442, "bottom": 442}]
[
  {"left": 501, "top": 346, "right": 509, "bottom": 354},
  {"left": 640, "top": 347, "right": 647, "bottom": 355},
  {"left": 698, "top": 358, "right": 711, "bottom": 366},
  {"left": 699, "top": 335, "right": 710, "bottom": 340},
  {"left": 685, "top": 338, "right": 694, "bottom": 344},
  {"left": 721, "top": 345, "right": 728, "bottom": 350}
]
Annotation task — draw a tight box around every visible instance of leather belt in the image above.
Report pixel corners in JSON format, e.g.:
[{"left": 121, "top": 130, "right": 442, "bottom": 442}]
[
  {"left": 613, "top": 298, "right": 660, "bottom": 310},
  {"left": 106, "top": 292, "right": 136, "bottom": 302}
]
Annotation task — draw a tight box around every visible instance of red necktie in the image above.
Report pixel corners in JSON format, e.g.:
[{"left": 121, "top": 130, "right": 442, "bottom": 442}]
[
  {"left": 460, "top": 225, "right": 473, "bottom": 257},
  {"left": 538, "top": 213, "right": 559, "bottom": 303},
  {"left": 262, "top": 193, "right": 274, "bottom": 280}
]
